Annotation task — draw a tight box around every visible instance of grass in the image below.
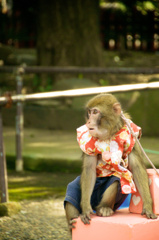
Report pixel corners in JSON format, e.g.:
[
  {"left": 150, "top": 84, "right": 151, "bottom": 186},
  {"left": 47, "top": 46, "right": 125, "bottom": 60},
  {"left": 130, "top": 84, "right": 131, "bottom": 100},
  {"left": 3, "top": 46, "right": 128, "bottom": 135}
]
[
  {"left": 7, "top": 171, "right": 78, "bottom": 202},
  {"left": 7, "top": 155, "right": 82, "bottom": 173}
]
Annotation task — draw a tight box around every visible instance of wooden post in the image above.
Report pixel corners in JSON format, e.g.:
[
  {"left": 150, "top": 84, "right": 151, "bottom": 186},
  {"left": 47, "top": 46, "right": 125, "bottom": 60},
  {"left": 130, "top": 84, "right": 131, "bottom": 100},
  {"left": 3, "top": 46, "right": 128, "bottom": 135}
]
[
  {"left": 15, "top": 69, "right": 24, "bottom": 172},
  {"left": 0, "top": 108, "right": 8, "bottom": 203}
]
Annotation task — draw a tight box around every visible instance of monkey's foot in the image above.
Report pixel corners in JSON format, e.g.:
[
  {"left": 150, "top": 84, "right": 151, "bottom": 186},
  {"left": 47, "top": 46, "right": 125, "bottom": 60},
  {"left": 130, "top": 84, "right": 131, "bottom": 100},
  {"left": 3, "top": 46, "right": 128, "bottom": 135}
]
[
  {"left": 96, "top": 206, "right": 114, "bottom": 217},
  {"left": 142, "top": 208, "right": 157, "bottom": 219}
]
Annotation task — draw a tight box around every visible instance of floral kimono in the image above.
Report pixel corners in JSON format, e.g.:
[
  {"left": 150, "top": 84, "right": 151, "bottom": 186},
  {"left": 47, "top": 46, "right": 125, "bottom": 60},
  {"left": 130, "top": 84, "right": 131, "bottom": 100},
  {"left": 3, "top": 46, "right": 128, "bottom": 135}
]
[{"left": 77, "top": 120, "right": 141, "bottom": 194}]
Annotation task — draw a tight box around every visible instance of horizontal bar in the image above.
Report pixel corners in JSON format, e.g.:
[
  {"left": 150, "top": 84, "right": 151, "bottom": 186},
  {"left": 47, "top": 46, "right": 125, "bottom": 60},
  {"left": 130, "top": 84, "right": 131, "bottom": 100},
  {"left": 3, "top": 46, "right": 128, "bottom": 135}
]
[
  {"left": 144, "top": 149, "right": 159, "bottom": 155},
  {"left": 0, "top": 81, "right": 159, "bottom": 106},
  {"left": 1, "top": 66, "right": 159, "bottom": 74}
]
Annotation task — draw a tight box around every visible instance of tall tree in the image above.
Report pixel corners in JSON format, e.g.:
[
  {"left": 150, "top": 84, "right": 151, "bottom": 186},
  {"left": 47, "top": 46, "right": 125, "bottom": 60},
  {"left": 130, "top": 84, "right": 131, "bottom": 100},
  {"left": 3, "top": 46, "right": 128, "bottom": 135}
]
[{"left": 37, "top": 0, "right": 103, "bottom": 67}]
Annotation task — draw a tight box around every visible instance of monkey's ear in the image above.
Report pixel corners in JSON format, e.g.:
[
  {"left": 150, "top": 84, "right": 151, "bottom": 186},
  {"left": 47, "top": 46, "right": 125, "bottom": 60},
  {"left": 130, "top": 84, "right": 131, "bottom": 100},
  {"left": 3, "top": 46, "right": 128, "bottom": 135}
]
[{"left": 113, "top": 103, "right": 121, "bottom": 115}]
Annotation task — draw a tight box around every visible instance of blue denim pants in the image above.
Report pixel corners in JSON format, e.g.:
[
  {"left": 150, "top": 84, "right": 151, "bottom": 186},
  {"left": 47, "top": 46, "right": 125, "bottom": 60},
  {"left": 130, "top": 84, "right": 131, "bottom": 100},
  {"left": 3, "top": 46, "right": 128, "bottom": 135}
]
[{"left": 64, "top": 175, "right": 128, "bottom": 213}]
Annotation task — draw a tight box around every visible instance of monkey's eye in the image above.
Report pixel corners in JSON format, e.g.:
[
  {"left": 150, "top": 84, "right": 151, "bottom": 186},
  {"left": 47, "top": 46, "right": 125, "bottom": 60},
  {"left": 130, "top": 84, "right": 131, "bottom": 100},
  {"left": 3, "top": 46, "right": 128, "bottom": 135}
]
[
  {"left": 88, "top": 108, "right": 100, "bottom": 116},
  {"left": 92, "top": 109, "right": 99, "bottom": 114}
]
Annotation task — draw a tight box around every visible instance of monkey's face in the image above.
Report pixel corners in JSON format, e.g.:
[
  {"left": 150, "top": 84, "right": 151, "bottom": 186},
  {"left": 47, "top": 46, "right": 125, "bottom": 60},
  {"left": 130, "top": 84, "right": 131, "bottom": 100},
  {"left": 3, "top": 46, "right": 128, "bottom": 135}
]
[
  {"left": 85, "top": 94, "right": 123, "bottom": 140},
  {"left": 86, "top": 107, "right": 109, "bottom": 140}
]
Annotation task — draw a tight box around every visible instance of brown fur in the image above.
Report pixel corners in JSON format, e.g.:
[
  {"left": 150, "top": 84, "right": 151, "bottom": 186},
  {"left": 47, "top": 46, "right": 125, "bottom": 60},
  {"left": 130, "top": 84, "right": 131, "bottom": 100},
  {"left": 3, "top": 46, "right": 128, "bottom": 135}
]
[
  {"left": 65, "top": 94, "right": 157, "bottom": 233},
  {"left": 86, "top": 94, "right": 124, "bottom": 139}
]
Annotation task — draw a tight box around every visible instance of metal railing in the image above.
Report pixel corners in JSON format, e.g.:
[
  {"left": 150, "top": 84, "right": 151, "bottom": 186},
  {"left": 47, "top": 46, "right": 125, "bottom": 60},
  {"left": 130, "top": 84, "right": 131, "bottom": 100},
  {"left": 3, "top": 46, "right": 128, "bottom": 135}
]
[{"left": 1, "top": 66, "right": 159, "bottom": 74}]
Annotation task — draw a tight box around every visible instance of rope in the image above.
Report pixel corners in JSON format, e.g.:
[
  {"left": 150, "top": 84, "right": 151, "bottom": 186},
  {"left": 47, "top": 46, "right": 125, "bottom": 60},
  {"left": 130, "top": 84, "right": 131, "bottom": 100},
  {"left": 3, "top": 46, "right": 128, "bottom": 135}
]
[{"left": 121, "top": 111, "right": 159, "bottom": 176}]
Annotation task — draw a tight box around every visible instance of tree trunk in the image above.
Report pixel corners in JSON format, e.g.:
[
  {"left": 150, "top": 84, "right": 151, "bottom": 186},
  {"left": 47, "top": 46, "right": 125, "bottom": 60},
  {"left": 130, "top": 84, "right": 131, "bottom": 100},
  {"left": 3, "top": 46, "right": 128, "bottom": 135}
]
[{"left": 37, "top": 0, "right": 103, "bottom": 68}]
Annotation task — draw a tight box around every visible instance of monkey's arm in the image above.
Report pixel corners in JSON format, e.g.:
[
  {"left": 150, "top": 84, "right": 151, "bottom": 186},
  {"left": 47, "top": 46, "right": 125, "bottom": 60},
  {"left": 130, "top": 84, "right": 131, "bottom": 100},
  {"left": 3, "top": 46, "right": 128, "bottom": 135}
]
[
  {"left": 128, "top": 143, "right": 157, "bottom": 219},
  {"left": 80, "top": 153, "right": 97, "bottom": 224}
]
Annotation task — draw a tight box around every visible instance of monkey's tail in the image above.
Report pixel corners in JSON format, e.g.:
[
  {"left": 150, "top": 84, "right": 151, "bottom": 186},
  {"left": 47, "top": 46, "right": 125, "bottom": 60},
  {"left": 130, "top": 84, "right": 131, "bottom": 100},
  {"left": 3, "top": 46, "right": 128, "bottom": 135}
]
[{"left": 121, "top": 111, "right": 159, "bottom": 176}]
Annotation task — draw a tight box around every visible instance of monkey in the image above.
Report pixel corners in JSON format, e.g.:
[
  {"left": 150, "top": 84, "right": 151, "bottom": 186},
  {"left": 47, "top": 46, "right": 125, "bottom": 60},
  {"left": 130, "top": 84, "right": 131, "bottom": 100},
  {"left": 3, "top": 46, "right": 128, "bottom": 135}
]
[{"left": 64, "top": 93, "right": 157, "bottom": 231}]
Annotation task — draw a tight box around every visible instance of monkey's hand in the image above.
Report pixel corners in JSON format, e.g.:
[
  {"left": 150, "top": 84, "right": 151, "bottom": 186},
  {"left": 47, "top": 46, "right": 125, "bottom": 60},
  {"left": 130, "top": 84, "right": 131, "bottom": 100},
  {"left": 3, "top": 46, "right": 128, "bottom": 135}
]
[
  {"left": 68, "top": 217, "right": 79, "bottom": 230},
  {"left": 142, "top": 206, "right": 157, "bottom": 219},
  {"left": 80, "top": 205, "right": 94, "bottom": 224}
]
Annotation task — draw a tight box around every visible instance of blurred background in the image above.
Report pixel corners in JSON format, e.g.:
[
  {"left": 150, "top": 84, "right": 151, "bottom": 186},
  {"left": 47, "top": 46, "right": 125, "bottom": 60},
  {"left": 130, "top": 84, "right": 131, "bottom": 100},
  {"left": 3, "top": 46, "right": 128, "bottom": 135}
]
[
  {"left": 0, "top": 1, "right": 159, "bottom": 239},
  {"left": 1, "top": 0, "right": 159, "bottom": 134}
]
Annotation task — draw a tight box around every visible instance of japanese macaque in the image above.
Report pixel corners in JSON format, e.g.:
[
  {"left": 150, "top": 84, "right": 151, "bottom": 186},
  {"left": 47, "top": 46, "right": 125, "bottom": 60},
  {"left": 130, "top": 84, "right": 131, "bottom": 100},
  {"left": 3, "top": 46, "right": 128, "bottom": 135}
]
[{"left": 64, "top": 94, "right": 157, "bottom": 231}]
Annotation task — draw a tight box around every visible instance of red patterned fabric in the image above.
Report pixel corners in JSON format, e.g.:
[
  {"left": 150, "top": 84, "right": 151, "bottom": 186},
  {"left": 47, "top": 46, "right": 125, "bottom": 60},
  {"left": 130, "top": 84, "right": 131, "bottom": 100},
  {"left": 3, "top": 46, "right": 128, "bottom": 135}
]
[{"left": 77, "top": 120, "right": 141, "bottom": 194}]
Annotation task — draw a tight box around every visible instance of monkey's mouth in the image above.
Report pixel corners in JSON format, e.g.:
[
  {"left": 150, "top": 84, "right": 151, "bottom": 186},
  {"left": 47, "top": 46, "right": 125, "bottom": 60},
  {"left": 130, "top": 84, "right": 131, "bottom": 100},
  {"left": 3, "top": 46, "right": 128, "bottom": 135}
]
[{"left": 89, "top": 128, "right": 96, "bottom": 132}]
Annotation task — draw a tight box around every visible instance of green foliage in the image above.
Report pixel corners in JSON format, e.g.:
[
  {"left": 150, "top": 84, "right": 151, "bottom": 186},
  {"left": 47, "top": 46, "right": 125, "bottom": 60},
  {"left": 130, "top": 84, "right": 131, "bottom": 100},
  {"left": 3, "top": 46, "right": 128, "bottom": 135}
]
[
  {"left": 0, "top": 202, "right": 21, "bottom": 216},
  {"left": 100, "top": 0, "right": 158, "bottom": 15},
  {"left": 99, "top": 78, "right": 109, "bottom": 86},
  {"left": 78, "top": 73, "right": 84, "bottom": 79},
  {"left": 32, "top": 74, "right": 39, "bottom": 89},
  {"left": 100, "top": 1, "right": 127, "bottom": 12},
  {"left": 136, "top": 1, "right": 157, "bottom": 14},
  {"left": 32, "top": 74, "right": 53, "bottom": 92}
]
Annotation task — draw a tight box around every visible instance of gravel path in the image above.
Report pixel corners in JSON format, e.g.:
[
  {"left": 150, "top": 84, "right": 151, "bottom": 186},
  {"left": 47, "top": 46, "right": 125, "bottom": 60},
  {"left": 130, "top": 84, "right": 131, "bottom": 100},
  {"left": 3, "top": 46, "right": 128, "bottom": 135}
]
[{"left": 0, "top": 199, "right": 71, "bottom": 240}]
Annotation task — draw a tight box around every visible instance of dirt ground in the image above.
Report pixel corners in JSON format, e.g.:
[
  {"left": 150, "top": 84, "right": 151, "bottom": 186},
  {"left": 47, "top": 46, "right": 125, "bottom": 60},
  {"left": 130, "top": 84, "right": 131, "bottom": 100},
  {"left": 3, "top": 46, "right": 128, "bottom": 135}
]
[
  {"left": 0, "top": 199, "right": 71, "bottom": 240},
  {"left": 0, "top": 170, "right": 79, "bottom": 240}
]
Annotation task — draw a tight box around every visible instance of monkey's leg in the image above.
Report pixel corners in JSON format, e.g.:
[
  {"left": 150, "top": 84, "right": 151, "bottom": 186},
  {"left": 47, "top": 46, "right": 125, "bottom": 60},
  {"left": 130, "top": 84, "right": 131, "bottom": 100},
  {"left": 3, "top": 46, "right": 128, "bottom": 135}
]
[
  {"left": 65, "top": 202, "right": 80, "bottom": 231},
  {"left": 96, "top": 181, "right": 118, "bottom": 217},
  {"left": 129, "top": 144, "right": 157, "bottom": 219}
]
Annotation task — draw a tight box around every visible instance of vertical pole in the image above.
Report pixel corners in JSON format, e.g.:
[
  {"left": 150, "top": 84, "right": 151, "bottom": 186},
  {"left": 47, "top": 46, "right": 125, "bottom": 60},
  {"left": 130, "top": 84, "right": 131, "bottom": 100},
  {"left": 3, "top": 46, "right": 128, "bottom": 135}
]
[
  {"left": 0, "top": 108, "right": 8, "bottom": 203},
  {"left": 15, "top": 69, "right": 24, "bottom": 172}
]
